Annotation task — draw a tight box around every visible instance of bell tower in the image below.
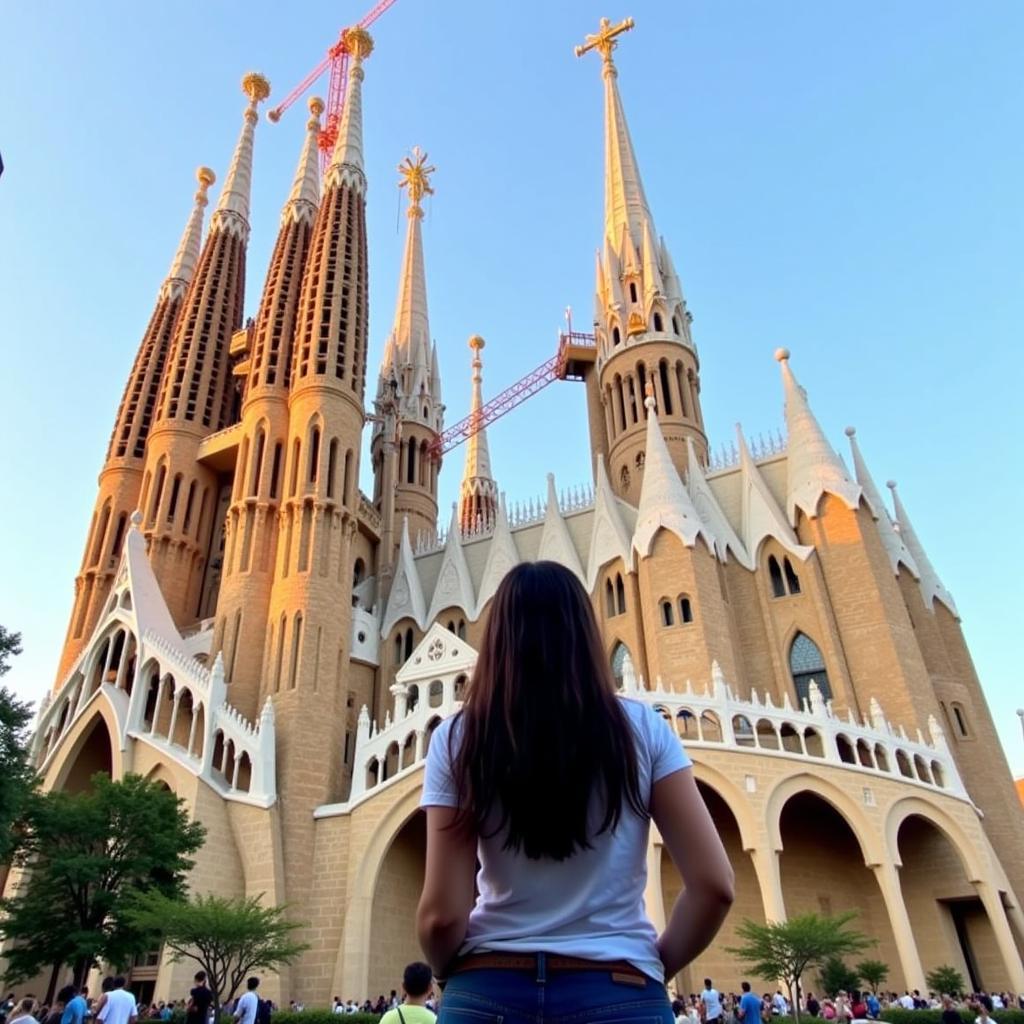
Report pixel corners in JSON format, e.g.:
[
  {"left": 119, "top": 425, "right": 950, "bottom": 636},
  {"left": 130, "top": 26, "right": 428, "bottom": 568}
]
[{"left": 576, "top": 18, "right": 707, "bottom": 504}]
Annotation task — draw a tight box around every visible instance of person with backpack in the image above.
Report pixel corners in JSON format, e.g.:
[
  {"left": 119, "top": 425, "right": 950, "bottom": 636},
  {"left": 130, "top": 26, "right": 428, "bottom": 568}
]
[{"left": 417, "top": 561, "right": 735, "bottom": 1024}]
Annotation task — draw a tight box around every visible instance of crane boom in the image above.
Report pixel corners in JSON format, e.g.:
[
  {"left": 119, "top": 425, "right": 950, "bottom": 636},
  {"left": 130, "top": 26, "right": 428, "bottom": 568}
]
[{"left": 430, "top": 331, "right": 596, "bottom": 458}]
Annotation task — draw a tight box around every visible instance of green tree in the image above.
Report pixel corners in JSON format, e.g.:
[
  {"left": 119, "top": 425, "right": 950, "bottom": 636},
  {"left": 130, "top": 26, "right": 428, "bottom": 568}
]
[
  {"left": 856, "top": 959, "right": 890, "bottom": 994},
  {"left": 126, "top": 892, "right": 309, "bottom": 1019},
  {"left": 1, "top": 772, "right": 205, "bottom": 991},
  {"left": 726, "top": 912, "right": 874, "bottom": 1021},
  {"left": 819, "top": 957, "right": 860, "bottom": 997},
  {"left": 925, "top": 965, "right": 965, "bottom": 997},
  {"left": 0, "top": 625, "right": 37, "bottom": 864}
]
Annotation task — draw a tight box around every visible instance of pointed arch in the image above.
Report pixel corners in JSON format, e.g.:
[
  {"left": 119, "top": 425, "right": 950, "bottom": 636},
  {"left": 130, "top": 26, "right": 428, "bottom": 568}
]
[
  {"left": 610, "top": 641, "right": 631, "bottom": 690},
  {"left": 789, "top": 631, "right": 831, "bottom": 707}
]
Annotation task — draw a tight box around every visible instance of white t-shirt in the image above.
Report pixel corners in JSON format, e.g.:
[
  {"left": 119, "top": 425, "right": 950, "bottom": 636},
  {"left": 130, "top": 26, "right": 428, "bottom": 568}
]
[
  {"left": 420, "top": 697, "right": 691, "bottom": 981},
  {"left": 898, "top": 997, "right": 915, "bottom": 1010},
  {"left": 234, "top": 991, "right": 259, "bottom": 1024},
  {"left": 702, "top": 988, "right": 723, "bottom": 1020},
  {"left": 99, "top": 989, "right": 137, "bottom": 1024}
]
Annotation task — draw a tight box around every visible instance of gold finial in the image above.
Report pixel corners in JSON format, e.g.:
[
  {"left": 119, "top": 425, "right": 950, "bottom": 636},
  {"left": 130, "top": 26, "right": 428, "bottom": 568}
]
[
  {"left": 469, "top": 335, "right": 485, "bottom": 352},
  {"left": 398, "top": 147, "right": 436, "bottom": 218},
  {"left": 242, "top": 71, "right": 272, "bottom": 108},
  {"left": 343, "top": 26, "right": 374, "bottom": 63},
  {"left": 307, "top": 96, "right": 325, "bottom": 130},
  {"left": 574, "top": 16, "right": 635, "bottom": 67},
  {"left": 195, "top": 166, "right": 216, "bottom": 205}
]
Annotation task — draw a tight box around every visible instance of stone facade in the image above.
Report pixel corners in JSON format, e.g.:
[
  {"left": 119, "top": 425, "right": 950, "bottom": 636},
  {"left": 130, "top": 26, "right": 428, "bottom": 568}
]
[{"left": 11, "top": 20, "right": 1024, "bottom": 1011}]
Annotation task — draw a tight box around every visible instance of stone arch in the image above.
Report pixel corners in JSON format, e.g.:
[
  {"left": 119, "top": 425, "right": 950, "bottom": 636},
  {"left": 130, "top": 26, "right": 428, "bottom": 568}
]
[
  {"left": 884, "top": 796, "right": 985, "bottom": 882},
  {"left": 44, "top": 703, "right": 123, "bottom": 794},
  {"left": 143, "top": 761, "right": 183, "bottom": 793},
  {"left": 765, "top": 771, "right": 883, "bottom": 865},
  {"left": 335, "top": 784, "right": 425, "bottom": 1000},
  {"left": 689, "top": 761, "right": 760, "bottom": 851}
]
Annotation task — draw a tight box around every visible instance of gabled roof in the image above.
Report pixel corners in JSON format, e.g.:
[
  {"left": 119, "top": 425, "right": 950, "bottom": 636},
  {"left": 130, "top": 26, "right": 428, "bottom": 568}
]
[
  {"left": 396, "top": 621, "right": 477, "bottom": 685},
  {"left": 381, "top": 518, "right": 427, "bottom": 635},
  {"left": 426, "top": 507, "right": 476, "bottom": 623},
  {"left": 586, "top": 455, "right": 634, "bottom": 587}
]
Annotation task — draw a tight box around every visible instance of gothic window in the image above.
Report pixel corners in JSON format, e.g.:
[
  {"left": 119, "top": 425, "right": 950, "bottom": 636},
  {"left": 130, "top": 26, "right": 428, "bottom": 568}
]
[
  {"left": 308, "top": 426, "right": 321, "bottom": 484},
  {"left": 615, "top": 574, "right": 626, "bottom": 615},
  {"left": 610, "top": 642, "right": 631, "bottom": 690},
  {"left": 289, "top": 439, "right": 301, "bottom": 497},
  {"left": 653, "top": 312, "right": 663, "bottom": 332},
  {"left": 110, "top": 513, "right": 128, "bottom": 562},
  {"left": 660, "top": 599, "right": 674, "bottom": 627},
  {"left": 629, "top": 281, "right": 638, "bottom": 303},
  {"left": 605, "top": 579, "right": 616, "bottom": 618},
  {"left": 769, "top": 555, "right": 785, "bottom": 598},
  {"left": 404, "top": 627, "right": 414, "bottom": 661},
  {"left": 659, "top": 359, "right": 674, "bottom": 415},
  {"left": 789, "top": 632, "right": 832, "bottom": 708},
  {"left": 672, "top": 314, "right": 681, "bottom": 336},
  {"left": 289, "top": 613, "right": 303, "bottom": 690},
  {"left": 678, "top": 595, "right": 694, "bottom": 624},
  {"left": 407, "top": 440, "right": 417, "bottom": 484},
  {"left": 783, "top": 557, "right": 801, "bottom": 594},
  {"left": 950, "top": 702, "right": 969, "bottom": 738},
  {"left": 251, "top": 430, "right": 266, "bottom": 496},
  {"left": 270, "top": 443, "right": 282, "bottom": 500},
  {"left": 612, "top": 326, "right": 621, "bottom": 346}
]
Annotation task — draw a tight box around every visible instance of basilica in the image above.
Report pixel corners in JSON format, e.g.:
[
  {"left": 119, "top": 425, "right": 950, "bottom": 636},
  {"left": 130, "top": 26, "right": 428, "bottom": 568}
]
[{"left": 15, "top": 16, "right": 1024, "bottom": 1006}]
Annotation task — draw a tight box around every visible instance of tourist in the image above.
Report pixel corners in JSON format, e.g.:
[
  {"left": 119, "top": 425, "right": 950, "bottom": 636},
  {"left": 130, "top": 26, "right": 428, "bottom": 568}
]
[
  {"left": 702, "top": 980, "right": 723, "bottom": 1024},
  {"left": 377, "top": 963, "right": 436, "bottom": 1024},
  {"left": 771, "top": 991, "right": 788, "bottom": 1017},
  {"left": 806, "top": 992, "right": 820, "bottom": 1018},
  {"left": 974, "top": 1001, "right": 992, "bottom": 1024},
  {"left": 850, "top": 991, "right": 868, "bottom": 1021},
  {"left": 865, "top": 991, "right": 880, "bottom": 1019},
  {"left": 898, "top": 993, "right": 915, "bottom": 1011},
  {"left": 93, "top": 980, "right": 116, "bottom": 1022},
  {"left": 940, "top": 995, "right": 961, "bottom": 1024},
  {"left": 834, "top": 990, "right": 850, "bottom": 1023},
  {"left": 331, "top": 999, "right": 343, "bottom": 1015},
  {"left": 737, "top": 983, "right": 761, "bottom": 1024},
  {"left": 232, "top": 980, "right": 259, "bottom": 1024},
  {"left": 821, "top": 998, "right": 836, "bottom": 1020},
  {"left": 186, "top": 972, "right": 212, "bottom": 1024},
  {"left": 416, "top": 561, "right": 734, "bottom": 1023},
  {"left": 97, "top": 979, "right": 136, "bottom": 1024},
  {"left": 60, "top": 986, "right": 87, "bottom": 1024}
]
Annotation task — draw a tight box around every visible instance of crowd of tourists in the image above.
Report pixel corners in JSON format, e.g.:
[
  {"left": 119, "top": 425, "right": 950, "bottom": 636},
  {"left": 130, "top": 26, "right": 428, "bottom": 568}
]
[{"left": 669, "top": 978, "right": 1024, "bottom": 1024}]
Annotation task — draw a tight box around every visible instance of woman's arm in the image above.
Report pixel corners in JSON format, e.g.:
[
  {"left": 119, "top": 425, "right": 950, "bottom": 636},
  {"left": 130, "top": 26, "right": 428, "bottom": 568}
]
[
  {"left": 652, "top": 767, "right": 735, "bottom": 977},
  {"left": 416, "top": 805, "right": 477, "bottom": 977}
]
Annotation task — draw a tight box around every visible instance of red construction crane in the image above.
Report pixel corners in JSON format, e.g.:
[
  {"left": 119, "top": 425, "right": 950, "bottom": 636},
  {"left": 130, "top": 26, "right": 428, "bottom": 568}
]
[
  {"left": 430, "top": 328, "right": 597, "bottom": 459},
  {"left": 267, "top": 0, "right": 399, "bottom": 173}
]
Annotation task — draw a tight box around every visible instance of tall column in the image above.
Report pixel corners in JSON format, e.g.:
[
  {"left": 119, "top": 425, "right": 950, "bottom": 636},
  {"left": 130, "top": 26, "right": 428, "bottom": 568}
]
[
  {"left": 750, "top": 847, "right": 787, "bottom": 923},
  {"left": 973, "top": 879, "right": 1024, "bottom": 991},
  {"left": 872, "top": 861, "right": 927, "bottom": 992}
]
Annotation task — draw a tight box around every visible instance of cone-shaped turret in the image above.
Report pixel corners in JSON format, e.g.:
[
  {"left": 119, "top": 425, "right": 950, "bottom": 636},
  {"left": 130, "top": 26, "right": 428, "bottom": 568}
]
[
  {"left": 458, "top": 336, "right": 499, "bottom": 534},
  {"left": 845, "top": 427, "right": 919, "bottom": 580},
  {"left": 576, "top": 16, "right": 706, "bottom": 502},
  {"left": 775, "top": 348, "right": 861, "bottom": 525},
  {"left": 886, "top": 481, "right": 958, "bottom": 616},
  {"left": 141, "top": 73, "right": 269, "bottom": 624},
  {"left": 324, "top": 28, "right": 372, "bottom": 190},
  {"left": 215, "top": 98, "right": 324, "bottom": 719},
  {"left": 54, "top": 168, "right": 216, "bottom": 685}
]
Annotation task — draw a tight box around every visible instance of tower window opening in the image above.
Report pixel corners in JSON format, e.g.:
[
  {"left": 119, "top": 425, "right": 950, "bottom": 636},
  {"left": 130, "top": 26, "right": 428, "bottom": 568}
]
[
  {"left": 769, "top": 555, "right": 785, "bottom": 598},
  {"left": 660, "top": 599, "right": 674, "bottom": 627},
  {"left": 289, "top": 439, "right": 301, "bottom": 497},
  {"left": 653, "top": 312, "right": 664, "bottom": 332},
  {"left": 289, "top": 613, "right": 303, "bottom": 690},
  {"left": 783, "top": 557, "right": 801, "bottom": 594},
  {"left": 658, "top": 360, "right": 674, "bottom": 415},
  {"left": 615, "top": 574, "right": 626, "bottom": 615},
  {"left": 636, "top": 364, "right": 648, "bottom": 417},
  {"left": 612, "top": 326, "right": 621, "bottom": 347},
  {"left": 149, "top": 466, "right": 166, "bottom": 526},
  {"left": 407, "top": 440, "right": 417, "bottom": 484},
  {"left": 605, "top": 579, "right": 616, "bottom": 618},
  {"left": 678, "top": 595, "right": 693, "bottom": 624},
  {"left": 344, "top": 450, "right": 353, "bottom": 506},
  {"left": 251, "top": 431, "right": 266, "bottom": 497},
  {"left": 327, "top": 439, "right": 339, "bottom": 499},
  {"left": 629, "top": 281, "right": 638, "bottom": 303},
  {"left": 404, "top": 627, "right": 414, "bottom": 661},
  {"left": 672, "top": 314, "right": 681, "bottom": 336},
  {"left": 789, "top": 632, "right": 832, "bottom": 709},
  {"left": 167, "top": 475, "right": 182, "bottom": 522},
  {"left": 110, "top": 513, "right": 128, "bottom": 562},
  {"left": 182, "top": 481, "right": 196, "bottom": 533},
  {"left": 270, "top": 443, "right": 282, "bottom": 500},
  {"left": 951, "top": 703, "right": 969, "bottom": 737},
  {"left": 458, "top": 619, "right": 466, "bottom": 640},
  {"left": 308, "top": 426, "right": 321, "bottom": 484}
]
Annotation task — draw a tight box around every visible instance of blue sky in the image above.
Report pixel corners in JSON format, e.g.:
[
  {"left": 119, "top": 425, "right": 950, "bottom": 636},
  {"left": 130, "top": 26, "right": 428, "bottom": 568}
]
[{"left": 1, "top": 2, "right": 1022, "bottom": 773}]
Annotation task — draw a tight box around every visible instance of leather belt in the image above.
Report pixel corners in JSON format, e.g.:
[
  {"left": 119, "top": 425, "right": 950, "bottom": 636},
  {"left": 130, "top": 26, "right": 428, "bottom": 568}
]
[{"left": 451, "top": 952, "right": 648, "bottom": 983}]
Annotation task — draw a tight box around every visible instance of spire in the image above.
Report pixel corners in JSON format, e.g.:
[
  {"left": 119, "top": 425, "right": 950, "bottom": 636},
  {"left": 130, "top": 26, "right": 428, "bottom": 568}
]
[
  {"left": 459, "top": 335, "right": 499, "bottom": 533},
  {"left": 886, "top": 481, "right": 958, "bottom": 617},
  {"left": 575, "top": 17, "right": 652, "bottom": 248},
  {"left": 325, "top": 29, "right": 373, "bottom": 189},
  {"left": 585, "top": 454, "right": 633, "bottom": 588},
  {"left": 213, "top": 72, "right": 270, "bottom": 234},
  {"left": 845, "top": 427, "right": 920, "bottom": 579},
  {"left": 283, "top": 96, "right": 323, "bottom": 224},
  {"left": 537, "top": 474, "right": 585, "bottom": 580},
  {"left": 386, "top": 148, "right": 434, "bottom": 372},
  {"left": 685, "top": 437, "right": 747, "bottom": 565},
  {"left": 632, "top": 385, "right": 713, "bottom": 557},
  {"left": 776, "top": 348, "right": 861, "bottom": 524},
  {"left": 162, "top": 167, "right": 216, "bottom": 299}
]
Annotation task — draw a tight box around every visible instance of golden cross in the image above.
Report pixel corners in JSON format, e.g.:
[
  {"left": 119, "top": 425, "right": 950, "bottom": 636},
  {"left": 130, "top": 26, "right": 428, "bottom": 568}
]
[
  {"left": 398, "top": 146, "right": 435, "bottom": 215},
  {"left": 574, "top": 16, "right": 635, "bottom": 65}
]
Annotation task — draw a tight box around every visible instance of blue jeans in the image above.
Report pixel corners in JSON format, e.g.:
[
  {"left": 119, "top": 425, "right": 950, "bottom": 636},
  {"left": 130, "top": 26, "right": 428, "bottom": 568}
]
[{"left": 438, "top": 955, "right": 674, "bottom": 1024}]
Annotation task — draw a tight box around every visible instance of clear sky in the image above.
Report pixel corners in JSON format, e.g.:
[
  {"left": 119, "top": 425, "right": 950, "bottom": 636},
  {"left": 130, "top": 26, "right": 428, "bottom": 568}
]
[{"left": 1, "top": 2, "right": 1022, "bottom": 773}]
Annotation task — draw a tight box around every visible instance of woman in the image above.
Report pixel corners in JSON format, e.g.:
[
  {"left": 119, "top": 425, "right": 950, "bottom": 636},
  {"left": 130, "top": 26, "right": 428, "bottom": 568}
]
[{"left": 417, "top": 561, "right": 735, "bottom": 1024}]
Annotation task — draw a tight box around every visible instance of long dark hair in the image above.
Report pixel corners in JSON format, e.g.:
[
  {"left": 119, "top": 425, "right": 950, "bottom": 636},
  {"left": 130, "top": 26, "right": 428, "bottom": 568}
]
[{"left": 450, "top": 560, "right": 645, "bottom": 860}]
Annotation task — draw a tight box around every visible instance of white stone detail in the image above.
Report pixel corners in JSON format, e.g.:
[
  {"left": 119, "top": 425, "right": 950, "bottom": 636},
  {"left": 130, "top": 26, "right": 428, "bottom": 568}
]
[
  {"left": 426, "top": 507, "right": 476, "bottom": 623},
  {"left": 537, "top": 474, "right": 585, "bottom": 580},
  {"left": 585, "top": 455, "right": 634, "bottom": 588},
  {"left": 381, "top": 517, "right": 427, "bottom": 635},
  {"left": 686, "top": 437, "right": 748, "bottom": 566},
  {"left": 474, "top": 497, "right": 521, "bottom": 616}
]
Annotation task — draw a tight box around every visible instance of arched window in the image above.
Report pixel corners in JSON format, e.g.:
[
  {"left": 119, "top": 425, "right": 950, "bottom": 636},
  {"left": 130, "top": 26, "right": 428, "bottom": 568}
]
[
  {"left": 327, "top": 439, "right": 339, "bottom": 499},
  {"left": 457, "top": 620, "right": 467, "bottom": 640},
  {"left": 612, "top": 326, "right": 621, "bottom": 346},
  {"left": 672, "top": 314, "right": 681, "bottom": 336},
  {"left": 783, "top": 557, "right": 801, "bottom": 594},
  {"left": 289, "top": 613, "right": 303, "bottom": 689},
  {"left": 653, "top": 312, "right": 663, "bottom": 332},
  {"left": 251, "top": 430, "right": 266, "bottom": 496},
  {"left": 951, "top": 702, "right": 969, "bottom": 737},
  {"left": 605, "top": 579, "right": 616, "bottom": 618},
  {"left": 789, "top": 632, "right": 832, "bottom": 708},
  {"left": 768, "top": 555, "right": 785, "bottom": 598},
  {"left": 403, "top": 628, "right": 414, "bottom": 661},
  {"left": 678, "top": 596, "right": 693, "bottom": 624},
  {"left": 660, "top": 599, "right": 674, "bottom": 627},
  {"left": 615, "top": 574, "right": 626, "bottom": 615},
  {"left": 407, "top": 440, "right": 417, "bottom": 484},
  {"left": 308, "top": 427, "right": 320, "bottom": 484},
  {"left": 167, "top": 475, "right": 182, "bottom": 522},
  {"left": 270, "top": 443, "right": 283, "bottom": 499},
  {"left": 289, "top": 439, "right": 301, "bottom": 497},
  {"left": 629, "top": 281, "right": 638, "bottom": 303},
  {"left": 610, "top": 642, "right": 631, "bottom": 690},
  {"left": 394, "top": 633, "right": 403, "bottom": 666},
  {"left": 658, "top": 360, "right": 673, "bottom": 415}
]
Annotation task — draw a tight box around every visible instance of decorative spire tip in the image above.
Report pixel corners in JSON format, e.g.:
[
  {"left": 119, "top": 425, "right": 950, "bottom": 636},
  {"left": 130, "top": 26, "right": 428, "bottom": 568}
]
[
  {"left": 774, "top": 347, "right": 790, "bottom": 363},
  {"left": 242, "top": 72, "right": 271, "bottom": 107},
  {"left": 196, "top": 166, "right": 216, "bottom": 191},
  {"left": 886, "top": 479, "right": 897, "bottom": 491},
  {"left": 398, "top": 146, "right": 435, "bottom": 217},
  {"left": 343, "top": 26, "right": 374, "bottom": 62},
  {"left": 308, "top": 95, "right": 325, "bottom": 117},
  {"left": 469, "top": 334, "right": 485, "bottom": 352},
  {"left": 844, "top": 425, "right": 856, "bottom": 437},
  {"left": 574, "top": 16, "right": 635, "bottom": 66}
]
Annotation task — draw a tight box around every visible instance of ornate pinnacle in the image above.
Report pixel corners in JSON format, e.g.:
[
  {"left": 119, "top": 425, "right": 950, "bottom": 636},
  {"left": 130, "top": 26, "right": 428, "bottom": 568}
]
[
  {"left": 195, "top": 166, "right": 216, "bottom": 205},
  {"left": 241, "top": 72, "right": 271, "bottom": 125},
  {"left": 574, "top": 16, "right": 635, "bottom": 68},
  {"left": 398, "top": 146, "right": 436, "bottom": 218},
  {"left": 307, "top": 95, "right": 325, "bottom": 129},
  {"left": 343, "top": 26, "right": 374, "bottom": 63}
]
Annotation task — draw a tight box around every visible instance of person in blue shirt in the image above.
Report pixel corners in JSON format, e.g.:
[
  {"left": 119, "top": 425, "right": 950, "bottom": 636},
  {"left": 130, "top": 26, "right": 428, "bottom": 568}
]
[
  {"left": 738, "top": 983, "right": 762, "bottom": 1024},
  {"left": 59, "top": 987, "right": 87, "bottom": 1024},
  {"left": 865, "top": 993, "right": 881, "bottom": 1019}
]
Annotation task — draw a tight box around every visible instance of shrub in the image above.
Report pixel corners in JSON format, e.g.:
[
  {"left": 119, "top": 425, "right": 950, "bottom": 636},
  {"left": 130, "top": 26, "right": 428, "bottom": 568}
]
[{"left": 880, "top": 1010, "right": 1024, "bottom": 1024}]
